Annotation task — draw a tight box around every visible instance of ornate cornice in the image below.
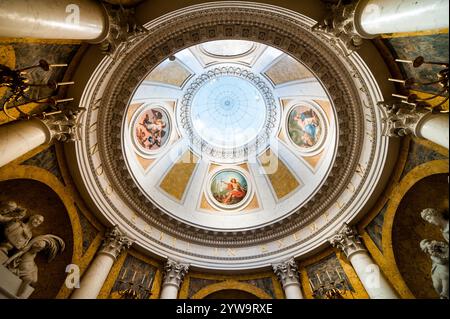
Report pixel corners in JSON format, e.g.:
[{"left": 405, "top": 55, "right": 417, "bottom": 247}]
[
  {"left": 162, "top": 259, "right": 189, "bottom": 288},
  {"left": 272, "top": 258, "right": 301, "bottom": 288},
  {"left": 99, "top": 226, "right": 133, "bottom": 260},
  {"left": 93, "top": 5, "right": 365, "bottom": 246},
  {"left": 329, "top": 223, "right": 366, "bottom": 259}
]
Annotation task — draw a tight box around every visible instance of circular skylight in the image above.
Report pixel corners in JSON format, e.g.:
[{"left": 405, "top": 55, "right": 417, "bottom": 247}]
[
  {"left": 190, "top": 75, "right": 266, "bottom": 149},
  {"left": 179, "top": 67, "right": 278, "bottom": 163}
]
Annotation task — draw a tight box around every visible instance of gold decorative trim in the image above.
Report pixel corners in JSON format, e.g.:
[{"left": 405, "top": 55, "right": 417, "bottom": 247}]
[
  {"left": 191, "top": 280, "right": 273, "bottom": 299},
  {"left": 97, "top": 249, "right": 163, "bottom": 299},
  {"left": 380, "top": 28, "right": 448, "bottom": 38},
  {"left": 298, "top": 248, "right": 369, "bottom": 299},
  {"left": 411, "top": 136, "right": 449, "bottom": 157},
  {"left": 179, "top": 271, "right": 284, "bottom": 299},
  {"left": 97, "top": 250, "right": 128, "bottom": 299},
  {"left": 0, "top": 164, "right": 84, "bottom": 298},
  {"left": 379, "top": 159, "right": 448, "bottom": 299},
  {"left": 0, "top": 37, "right": 82, "bottom": 45}
]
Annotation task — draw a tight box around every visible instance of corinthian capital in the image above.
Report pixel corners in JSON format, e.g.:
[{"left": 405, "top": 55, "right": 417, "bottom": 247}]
[
  {"left": 38, "top": 110, "right": 81, "bottom": 143},
  {"left": 378, "top": 101, "right": 431, "bottom": 138},
  {"left": 98, "top": 3, "right": 148, "bottom": 56},
  {"left": 163, "top": 259, "right": 189, "bottom": 288},
  {"left": 312, "top": 1, "right": 365, "bottom": 51},
  {"left": 272, "top": 258, "right": 300, "bottom": 287},
  {"left": 329, "top": 223, "right": 366, "bottom": 259},
  {"left": 99, "top": 226, "right": 133, "bottom": 260}
]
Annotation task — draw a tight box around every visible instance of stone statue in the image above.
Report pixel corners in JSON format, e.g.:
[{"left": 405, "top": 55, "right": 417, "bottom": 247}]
[
  {"left": 4, "top": 234, "right": 65, "bottom": 298},
  {"left": 0, "top": 209, "right": 44, "bottom": 256},
  {"left": 0, "top": 201, "right": 27, "bottom": 223},
  {"left": 420, "top": 239, "right": 449, "bottom": 299},
  {"left": 421, "top": 208, "right": 449, "bottom": 243}
]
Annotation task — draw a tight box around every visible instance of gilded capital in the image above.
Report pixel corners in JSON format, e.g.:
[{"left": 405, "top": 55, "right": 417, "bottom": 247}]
[
  {"left": 162, "top": 259, "right": 189, "bottom": 289},
  {"left": 272, "top": 258, "right": 300, "bottom": 288},
  {"left": 329, "top": 223, "right": 366, "bottom": 259},
  {"left": 99, "top": 226, "right": 133, "bottom": 260}
]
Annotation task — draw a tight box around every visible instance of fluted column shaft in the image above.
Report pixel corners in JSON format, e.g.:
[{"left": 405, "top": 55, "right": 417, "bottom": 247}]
[
  {"left": 273, "top": 258, "right": 304, "bottom": 299},
  {"left": 71, "top": 227, "right": 133, "bottom": 299},
  {"left": 0, "top": 0, "right": 107, "bottom": 40},
  {"left": 330, "top": 224, "right": 398, "bottom": 299}
]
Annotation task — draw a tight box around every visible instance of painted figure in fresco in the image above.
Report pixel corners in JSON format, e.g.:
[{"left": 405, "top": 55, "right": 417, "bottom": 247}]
[
  {"left": 293, "top": 110, "right": 320, "bottom": 147},
  {"left": 139, "top": 110, "right": 167, "bottom": 149},
  {"left": 420, "top": 239, "right": 449, "bottom": 299},
  {"left": 4, "top": 234, "right": 65, "bottom": 298},
  {"left": 220, "top": 178, "right": 247, "bottom": 205}
]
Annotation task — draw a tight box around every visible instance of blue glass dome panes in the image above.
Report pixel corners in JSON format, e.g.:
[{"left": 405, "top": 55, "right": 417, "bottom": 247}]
[{"left": 190, "top": 75, "right": 267, "bottom": 149}]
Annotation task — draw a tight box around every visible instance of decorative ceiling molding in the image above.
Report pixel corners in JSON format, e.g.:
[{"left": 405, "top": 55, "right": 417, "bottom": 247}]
[
  {"left": 73, "top": 1, "right": 389, "bottom": 269},
  {"left": 95, "top": 4, "right": 363, "bottom": 243}
]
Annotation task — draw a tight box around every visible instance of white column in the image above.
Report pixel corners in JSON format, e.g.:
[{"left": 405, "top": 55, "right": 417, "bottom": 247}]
[
  {"left": 314, "top": 0, "right": 449, "bottom": 51},
  {"left": 159, "top": 260, "right": 189, "bottom": 299},
  {"left": 355, "top": 0, "right": 449, "bottom": 37},
  {"left": 0, "top": 119, "right": 51, "bottom": 167},
  {"left": 416, "top": 114, "right": 449, "bottom": 150},
  {"left": 71, "top": 227, "right": 133, "bottom": 299},
  {"left": 273, "top": 258, "right": 304, "bottom": 299},
  {"left": 379, "top": 102, "right": 449, "bottom": 150},
  {"left": 330, "top": 223, "right": 398, "bottom": 299},
  {"left": 0, "top": 0, "right": 107, "bottom": 40},
  {"left": 0, "top": 112, "right": 79, "bottom": 168}
]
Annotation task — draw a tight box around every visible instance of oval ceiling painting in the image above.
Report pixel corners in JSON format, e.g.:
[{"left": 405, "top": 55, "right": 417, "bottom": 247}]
[
  {"left": 287, "top": 105, "right": 324, "bottom": 151},
  {"left": 133, "top": 106, "right": 171, "bottom": 156}
]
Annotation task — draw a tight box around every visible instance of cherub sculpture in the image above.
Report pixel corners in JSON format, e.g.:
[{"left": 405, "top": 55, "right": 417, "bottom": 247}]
[
  {"left": 420, "top": 239, "right": 449, "bottom": 299},
  {"left": 421, "top": 208, "right": 449, "bottom": 243},
  {"left": 3, "top": 234, "right": 65, "bottom": 298}
]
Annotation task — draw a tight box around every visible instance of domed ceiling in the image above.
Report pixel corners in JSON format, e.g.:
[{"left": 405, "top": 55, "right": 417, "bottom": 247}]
[
  {"left": 123, "top": 40, "right": 336, "bottom": 230},
  {"left": 72, "top": 2, "right": 391, "bottom": 270}
]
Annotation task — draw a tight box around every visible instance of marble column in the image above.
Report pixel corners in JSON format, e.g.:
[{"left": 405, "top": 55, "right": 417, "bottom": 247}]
[
  {"left": 0, "top": 0, "right": 147, "bottom": 55},
  {"left": 314, "top": 0, "right": 449, "bottom": 50},
  {"left": 379, "top": 102, "right": 449, "bottom": 149},
  {"left": 159, "top": 259, "right": 189, "bottom": 299},
  {"left": 329, "top": 223, "right": 398, "bottom": 299},
  {"left": 0, "top": 112, "right": 79, "bottom": 168},
  {"left": 273, "top": 258, "right": 304, "bottom": 299},
  {"left": 356, "top": 0, "right": 449, "bottom": 37},
  {"left": 0, "top": 0, "right": 107, "bottom": 40},
  {"left": 71, "top": 226, "right": 133, "bottom": 299}
]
